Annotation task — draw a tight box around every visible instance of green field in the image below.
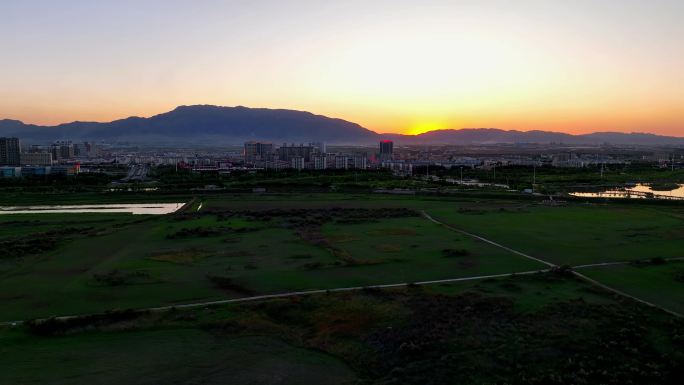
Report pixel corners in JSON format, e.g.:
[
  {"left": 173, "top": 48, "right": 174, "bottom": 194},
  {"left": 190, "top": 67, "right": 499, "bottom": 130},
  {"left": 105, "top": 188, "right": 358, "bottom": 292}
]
[
  {"left": 3, "top": 194, "right": 684, "bottom": 320},
  {"left": 0, "top": 198, "right": 543, "bottom": 321},
  {"left": 3, "top": 192, "right": 684, "bottom": 384},
  {"left": 0, "top": 331, "right": 356, "bottom": 385},
  {"left": 426, "top": 202, "right": 684, "bottom": 266},
  {"left": 580, "top": 260, "right": 684, "bottom": 314},
  {"left": 2, "top": 273, "right": 683, "bottom": 385}
]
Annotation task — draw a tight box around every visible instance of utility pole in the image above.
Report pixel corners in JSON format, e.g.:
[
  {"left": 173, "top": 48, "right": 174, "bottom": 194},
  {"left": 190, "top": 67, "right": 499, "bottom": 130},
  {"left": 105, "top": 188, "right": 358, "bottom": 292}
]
[
  {"left": 532, "top": 164, "right": 536, "bottom": 193},
  {"left": 460, "top": 166, "right": 463, "bottom": 184}
]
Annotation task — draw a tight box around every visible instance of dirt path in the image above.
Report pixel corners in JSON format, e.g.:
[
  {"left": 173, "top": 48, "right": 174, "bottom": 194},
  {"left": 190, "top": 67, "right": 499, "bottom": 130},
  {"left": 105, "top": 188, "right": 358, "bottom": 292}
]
[
  {"left": 3, "top": 213, "right": 682, "bottom": 326},
  {"left": 0, "top": 268, "right": 550, "bottom": 326},
  {"left": 421, "top": 210, "right": 684, "bottom": 319}
]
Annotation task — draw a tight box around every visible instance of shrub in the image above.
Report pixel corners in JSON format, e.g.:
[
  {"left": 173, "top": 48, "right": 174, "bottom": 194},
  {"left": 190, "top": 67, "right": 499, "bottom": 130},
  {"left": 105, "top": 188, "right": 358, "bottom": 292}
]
[
  {"left": 206, "top": 275, "right": 254, "bottom": 295},
  {"left": 650, "top": 257, "right": 667, "bottom": 265},
  {"left": 26, "top": 309, "right": 145, "bottom": 336},
  {"left": 442, "top": 249, "right": 470, "bottom": 258}
]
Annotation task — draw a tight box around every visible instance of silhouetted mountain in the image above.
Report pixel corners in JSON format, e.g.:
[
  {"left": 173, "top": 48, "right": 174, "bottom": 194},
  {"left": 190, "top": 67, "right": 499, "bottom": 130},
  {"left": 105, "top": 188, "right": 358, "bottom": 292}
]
[
  {"left": 0, "top": 105, "right": 378, "bottom": 144},
  {"left": 387, "top": 129, "right": 684, "bottom": 145},
  {"left": 389, "top": 129, "right": 575, "bottom": 145},
  {"left": 1, "top": 105, "right": 682, "bottom": 146}
]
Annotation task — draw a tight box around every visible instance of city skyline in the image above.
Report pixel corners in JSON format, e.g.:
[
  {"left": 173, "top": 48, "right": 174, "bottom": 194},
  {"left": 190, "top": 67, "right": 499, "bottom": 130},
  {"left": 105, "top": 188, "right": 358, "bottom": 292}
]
[{"left": 1, "top": 0, "right": 683, "bottom": 136}]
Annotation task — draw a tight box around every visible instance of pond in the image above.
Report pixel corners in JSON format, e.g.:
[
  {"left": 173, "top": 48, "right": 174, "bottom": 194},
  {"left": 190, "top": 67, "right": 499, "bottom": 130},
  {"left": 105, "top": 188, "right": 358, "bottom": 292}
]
[
  {"left": 570, "top": 184, "right": 684, "bottom": 200},
  {"left": 0, "top": 203, "right": 186, "bottom": 215}
]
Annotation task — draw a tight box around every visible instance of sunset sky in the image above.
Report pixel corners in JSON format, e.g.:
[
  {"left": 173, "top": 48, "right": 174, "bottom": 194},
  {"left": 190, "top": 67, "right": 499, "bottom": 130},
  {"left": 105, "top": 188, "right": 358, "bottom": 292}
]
[{"left": 1, "top": 0, "right": 682, "bottom": 135}]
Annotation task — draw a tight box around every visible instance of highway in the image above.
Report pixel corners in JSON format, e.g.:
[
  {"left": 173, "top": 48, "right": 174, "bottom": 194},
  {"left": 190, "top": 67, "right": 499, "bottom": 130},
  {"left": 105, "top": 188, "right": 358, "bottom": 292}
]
[{"left": 121, "top": 164, "right": 149, "bottom": 182}]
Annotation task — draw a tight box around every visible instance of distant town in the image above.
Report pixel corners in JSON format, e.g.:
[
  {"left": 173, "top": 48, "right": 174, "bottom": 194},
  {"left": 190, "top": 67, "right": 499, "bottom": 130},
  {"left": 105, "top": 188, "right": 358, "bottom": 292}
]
[{"left": 1, "top": 136, "right": 682, "bottom": 179}]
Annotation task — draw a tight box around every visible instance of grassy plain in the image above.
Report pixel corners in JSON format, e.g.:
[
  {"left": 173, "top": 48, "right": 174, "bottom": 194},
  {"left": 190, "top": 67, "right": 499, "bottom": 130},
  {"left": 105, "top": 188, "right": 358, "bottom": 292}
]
[
  {"left": 426, "top": 202, "right": 684, "bottom": 266},
  {"left": 0, "top": 330, "right": 356, "bottom": 385},
  {"left": 580, "top": 260, "right": 684, "bottom": 314},
  {"left": 0, "top": 197, "right": 543, "bottom": 321},
  {"left": 3, "top": 191, "right": 684, "bottom": 384},
  {"left": 2, "top": 273, "right": 683, "bottom": 385},
  {"left": 3, "top": 193, "right": 684, "bottom": 320}
]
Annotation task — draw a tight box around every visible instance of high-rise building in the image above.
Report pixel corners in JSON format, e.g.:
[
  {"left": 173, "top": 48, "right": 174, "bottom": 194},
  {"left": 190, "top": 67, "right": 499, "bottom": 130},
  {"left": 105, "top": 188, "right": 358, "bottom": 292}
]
[
  {"left": 313, "top": 155, "right": 327, "bottom": 170},
  {"left": 325, "top": 153, "right": 337, "bottom": 169},
  {"left": 309, "top": 142, "right": 326, "bottom": 154},
  {"left": 278, "top": 143, "right": 314, "bottom": 162},
  {"left": 20, "top": 152, "right": 53, "bottom": 166},
  {"left": 82, "top": 142, "right": 101, "bottom": 157},
  {"left": 244, "top": 142, "right": 274, "bottom": 162},
  {"left": 334, "top": 155, "right": 349, "bottom": 170},
  {"left": 291, "top": 156, "right": 305, "bottom": 170},
  {"left": 352, "top": 156, "right": 368, "bottom": 169},
  {"left": 0, "top": 137, "right": 21, "bottom": 166},
  {"left": 28, "top": 145, "right": 45, "bottom": 153},
  {"left": 379, "top": 140, "right": 394, "bottom": 161},
  {"left": 51, "top": 141, "right": 75, "bottom": 161}
]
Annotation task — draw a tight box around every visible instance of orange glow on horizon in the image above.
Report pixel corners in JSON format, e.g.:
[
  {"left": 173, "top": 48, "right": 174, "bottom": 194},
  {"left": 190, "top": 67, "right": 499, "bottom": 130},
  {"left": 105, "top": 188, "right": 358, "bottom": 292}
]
[
  {"left": 405, "top": 121, "right": 450, "bottom": 136},
  {"left": 4, "top": 102, "right": 684, "bottom": 138},
  {"left": 1, "top": 1, "right": 682, "bottom": 138}
]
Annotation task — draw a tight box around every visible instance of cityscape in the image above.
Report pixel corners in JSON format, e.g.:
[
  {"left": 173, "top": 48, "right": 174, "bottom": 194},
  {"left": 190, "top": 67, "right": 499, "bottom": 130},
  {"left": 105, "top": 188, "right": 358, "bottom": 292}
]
[{"left": 3, "top": 135, "right": 681, "bottom": 176}]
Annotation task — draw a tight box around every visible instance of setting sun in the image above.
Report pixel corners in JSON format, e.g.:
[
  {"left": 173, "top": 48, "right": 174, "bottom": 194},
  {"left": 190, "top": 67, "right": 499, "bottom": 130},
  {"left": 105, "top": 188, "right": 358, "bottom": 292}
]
[
  {"left": 0, "top": 0, "right": 682, "bottom": 136},
  {"left": 408, "top": 121, "right": 449, "bottom": 135}
]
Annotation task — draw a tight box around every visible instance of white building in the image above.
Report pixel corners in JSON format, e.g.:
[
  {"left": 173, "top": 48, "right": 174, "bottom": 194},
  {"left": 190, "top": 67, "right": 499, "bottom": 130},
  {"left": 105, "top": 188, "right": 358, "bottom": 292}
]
[
  {"left": 313, "top": 155, "right": 327, "bottom": 170},
  {"left": 291, "top": 156, "right": 305, "bottom": 170}
]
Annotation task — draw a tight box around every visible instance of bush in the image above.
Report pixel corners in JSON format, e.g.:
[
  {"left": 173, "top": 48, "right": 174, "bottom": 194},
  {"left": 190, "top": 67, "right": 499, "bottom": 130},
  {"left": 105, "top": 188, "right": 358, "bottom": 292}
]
[
  {"left": 442, "top": 249, "right": 470, "bottom": 258},
  {"left": 650, "top": 257, "right": 667, "bottom": 265},
  {"left": 26, "top": 309, "right": 145, "bottom": 336},
  {"left": 206, "top": 275, "right": 254, "bottom": 295}
]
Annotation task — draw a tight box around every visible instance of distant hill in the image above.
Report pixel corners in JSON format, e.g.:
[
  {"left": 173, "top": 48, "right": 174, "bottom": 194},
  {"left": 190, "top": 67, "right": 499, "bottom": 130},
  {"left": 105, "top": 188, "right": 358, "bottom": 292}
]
[
  {"left": 1, "top": 105, "right": 682, "bottom": 146},
  {"left": 0, "top": 105, "right": 378, "bottom": 144},
  {"left": 389, "top": 129, "right": 684, "bottom": 146}
]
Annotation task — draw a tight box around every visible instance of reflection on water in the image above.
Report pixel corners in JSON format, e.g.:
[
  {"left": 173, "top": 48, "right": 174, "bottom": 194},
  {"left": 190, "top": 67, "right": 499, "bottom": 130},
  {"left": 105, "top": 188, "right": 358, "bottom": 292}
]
[
  {"left": 571, "top": 184, "right": 684, "bottom": 200},
  {"left": 0, "top": 203, "right": 186, "bottom": 215}
]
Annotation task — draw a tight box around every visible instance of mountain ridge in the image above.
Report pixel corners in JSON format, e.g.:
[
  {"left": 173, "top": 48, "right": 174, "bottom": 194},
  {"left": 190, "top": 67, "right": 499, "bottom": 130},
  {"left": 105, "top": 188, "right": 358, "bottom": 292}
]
[{"left": 1, "top": 105, "right": 682, "bottom": 146}]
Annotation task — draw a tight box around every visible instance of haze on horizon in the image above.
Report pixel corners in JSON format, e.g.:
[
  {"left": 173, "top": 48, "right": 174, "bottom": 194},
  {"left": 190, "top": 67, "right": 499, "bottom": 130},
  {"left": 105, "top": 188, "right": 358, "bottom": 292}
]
[{"left": 1, "top": 0, "right": 682, "bottom": 136}]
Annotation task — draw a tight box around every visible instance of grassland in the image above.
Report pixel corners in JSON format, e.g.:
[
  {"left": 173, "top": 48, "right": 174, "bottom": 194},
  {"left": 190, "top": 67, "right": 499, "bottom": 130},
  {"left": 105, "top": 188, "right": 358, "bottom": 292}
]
[
  {"left": 3, "top": 193, "right": 684, "bottom": 320},
  {"left": 426, "top": 202, "right": 684, "bottom": 266},
  {"left": 2, "top": 273, "right": 683, "bottom": 385},
  {"left": 0, "top": 199, "right": 543, "bottom": 321},
  {"left": 580, "top": 260, "right": 684, "bottom": 314},
  {"left": 0, "top": 330, "right": 356, "bottom": 385},
  {"left": 3, "top": 191, "right": 684, "bottom": 384}
]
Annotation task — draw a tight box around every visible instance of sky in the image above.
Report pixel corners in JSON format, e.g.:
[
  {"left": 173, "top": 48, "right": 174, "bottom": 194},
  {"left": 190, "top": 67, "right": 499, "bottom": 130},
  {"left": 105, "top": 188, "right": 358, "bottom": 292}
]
[{"left": 1, "top": 0, "right": 682, "bottom": 135}]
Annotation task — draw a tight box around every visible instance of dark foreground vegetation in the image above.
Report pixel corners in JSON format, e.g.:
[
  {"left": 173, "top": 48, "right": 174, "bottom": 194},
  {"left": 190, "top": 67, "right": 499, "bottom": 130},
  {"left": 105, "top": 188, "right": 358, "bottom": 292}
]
[{"left": 6, "top": 273, "right": 684, "bottom": 385}]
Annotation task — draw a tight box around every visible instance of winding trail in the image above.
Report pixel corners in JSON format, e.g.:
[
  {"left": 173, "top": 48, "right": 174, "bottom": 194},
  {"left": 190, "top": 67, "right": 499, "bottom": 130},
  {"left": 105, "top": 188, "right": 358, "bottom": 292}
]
[
  {"left": 0, "top": 269, "right": 550, "bottom": 326},
  {"left": 421, "top": 210, "right": 684, "bottom": 319},
  {"left": 572, "top": 257, "right": 684, "bottom": 269},
  {"left": 421, "top": 211, "right": 555, "bottom": 268},
  {"left": 2, "top": 212, "right": 682, "bottom": 326}
]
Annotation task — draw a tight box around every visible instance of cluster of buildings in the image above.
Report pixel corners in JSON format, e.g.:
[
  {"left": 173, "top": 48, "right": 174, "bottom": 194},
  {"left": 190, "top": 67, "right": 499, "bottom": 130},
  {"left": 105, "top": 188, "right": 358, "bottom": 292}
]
[
  {"left": 0, "top": 137, "right": 103, "bottom": 177},
  {"left": 4, "top": 134, "right": 674, "bottom": 179},
  {"left": 243, "top": 141, "right": 394, "bottom": 170}
]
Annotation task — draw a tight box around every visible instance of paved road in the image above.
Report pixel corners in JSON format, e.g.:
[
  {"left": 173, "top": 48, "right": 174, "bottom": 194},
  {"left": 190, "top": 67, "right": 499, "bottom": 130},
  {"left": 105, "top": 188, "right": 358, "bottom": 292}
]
[
  {"left": 121, "top": 164, "right": 149, "bottom": 182},
  {"left": 421, "top": 210, "right": 683, "bottom": 318}
]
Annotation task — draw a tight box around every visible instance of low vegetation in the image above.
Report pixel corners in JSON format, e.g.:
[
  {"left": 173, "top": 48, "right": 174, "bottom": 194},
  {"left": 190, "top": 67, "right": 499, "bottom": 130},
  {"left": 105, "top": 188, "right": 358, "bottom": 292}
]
[
  {"left": 5, "top": 274, "right": 684, "bottom": 385},
  {"left": 3, "top": 190, "right": 684, "bottom": 384}
]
